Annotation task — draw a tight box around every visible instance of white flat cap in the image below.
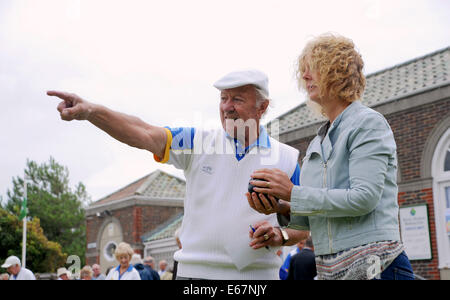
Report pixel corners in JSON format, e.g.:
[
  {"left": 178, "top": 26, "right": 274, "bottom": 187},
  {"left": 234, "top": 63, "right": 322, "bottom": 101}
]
[
  {"left": 57, "top": 267, "right": 69, "bottom": 277},
  {"left": 1, "top": 256, "right": 21, "bottom": 268},
  {"left": 213, "top": 69, "right": 269, "bottom": 96}
]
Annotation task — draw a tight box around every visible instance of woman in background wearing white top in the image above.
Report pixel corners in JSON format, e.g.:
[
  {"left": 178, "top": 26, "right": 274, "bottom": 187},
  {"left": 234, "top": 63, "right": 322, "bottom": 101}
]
[{"left": 105, "top": 242, "right": 141, "bottom": 280}]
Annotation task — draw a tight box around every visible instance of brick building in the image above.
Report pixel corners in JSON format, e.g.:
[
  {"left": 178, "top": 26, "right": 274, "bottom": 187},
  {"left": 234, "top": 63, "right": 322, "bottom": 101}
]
[
  {"left": 85, "top": 170, "right": 185, "bottom": 273},
  {"left": 267, "top": 46, "right": 450, "bottom": 279}
]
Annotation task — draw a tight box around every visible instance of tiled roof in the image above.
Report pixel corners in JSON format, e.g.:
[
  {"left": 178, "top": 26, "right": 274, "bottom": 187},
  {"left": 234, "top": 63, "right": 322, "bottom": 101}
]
[
  {"left": 142, "top": 213, "right": 183, "bottom": 242},
  {"left": 266, "top": 46, "right": 450, "bottom": 136},
  {"left": 90, "top": 169, "right": 186, "bottom": 207}
]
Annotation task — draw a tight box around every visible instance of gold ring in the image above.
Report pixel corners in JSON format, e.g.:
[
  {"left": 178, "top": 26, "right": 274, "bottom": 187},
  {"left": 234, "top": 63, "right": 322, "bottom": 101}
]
[
  {"left": 264, "top": 234, "right": 269, "bottom": 241},
  {"left": 267, "top": 207, "right": 273, "bottom": 212},
  {"left": 267, "top": 182, "right": 270, "bottom": 188}
]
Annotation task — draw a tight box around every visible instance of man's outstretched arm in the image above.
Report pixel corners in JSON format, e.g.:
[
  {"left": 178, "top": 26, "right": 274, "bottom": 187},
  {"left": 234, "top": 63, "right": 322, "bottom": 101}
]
[{"left": 47, "top": 91, "right": 167, "bottom": 158}]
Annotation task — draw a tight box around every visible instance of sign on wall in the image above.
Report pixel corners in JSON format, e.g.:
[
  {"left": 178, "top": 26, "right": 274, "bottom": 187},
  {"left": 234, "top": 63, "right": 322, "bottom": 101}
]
[{"left": 399, "top": 204, "right": 432, "bottom": 260}]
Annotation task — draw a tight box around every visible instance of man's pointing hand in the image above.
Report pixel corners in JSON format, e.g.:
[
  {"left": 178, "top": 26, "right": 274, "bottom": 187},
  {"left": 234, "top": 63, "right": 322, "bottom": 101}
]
[{"left": 47, "top": 91, "right": 92, "bottom": 121}]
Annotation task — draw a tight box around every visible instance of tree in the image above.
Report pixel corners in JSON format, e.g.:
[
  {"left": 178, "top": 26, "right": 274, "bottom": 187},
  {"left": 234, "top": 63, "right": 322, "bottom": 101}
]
[
  {"left": 0, "top": 208, "right": 67, "bottom": 273},
  {"left": 4, "top": 157, "right": 91, "bottom": 266}
]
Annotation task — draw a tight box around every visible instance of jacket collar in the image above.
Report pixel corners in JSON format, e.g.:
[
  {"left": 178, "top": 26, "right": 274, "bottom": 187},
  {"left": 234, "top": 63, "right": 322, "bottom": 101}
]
[{"left": 310, "top": 101, "right": 363, "bottom": 161}]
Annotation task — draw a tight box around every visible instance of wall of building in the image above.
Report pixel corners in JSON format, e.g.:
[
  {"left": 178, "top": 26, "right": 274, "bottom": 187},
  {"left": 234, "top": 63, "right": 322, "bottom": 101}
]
[
  {"left": 386, "top": 97, "right": 449, "bottom": 280},
  {"left": 85, "top": 204, "right": 183, "bottom": 268}
]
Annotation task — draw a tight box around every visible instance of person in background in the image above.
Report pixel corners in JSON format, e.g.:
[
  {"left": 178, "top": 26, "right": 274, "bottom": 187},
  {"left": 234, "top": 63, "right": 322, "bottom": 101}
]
[
  {"left": 1, "top": 256, "right": 35, "bottom": 280},
  {"left": 1, "top": 273, "right": 10, "bottom": 280},
  {"left": 80, "top": 265, "right": 93, "bottom": 280},
  {"left": 159, "top": 260, "right": 172, "bottom": 280},
  {"left": 287, "top": 236, "right": 317, "bottom": 280},
  {"left": 248, "top": 33, "right": 414, "bottom": 280},
  {"left": 172, "top": 228, "right": 182, "bottom": 280},
  {"left": 279, "top": 238, "right": 306, "bottom": 280},
  {"left": 92, "top": 264, "right": 105, "bottom": 280},
  {"left": 105, "top": 242, "right": 141, "bottom": 280},
  {"left": 105, "top": 266, "right": 114, "bottom": 278},
  {"left": 130, "top": 254, "right": 153, "bottom": 280},
  {"left": 56, "top": 267, "right": 71, "bottom": 280},
  {"left": 143, "top": 256, "right": 160, "bottom": 280}
]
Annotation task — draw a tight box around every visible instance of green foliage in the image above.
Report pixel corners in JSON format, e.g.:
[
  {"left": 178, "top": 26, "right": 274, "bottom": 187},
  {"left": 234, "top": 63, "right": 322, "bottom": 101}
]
[
  {"left": 4, "top": 157, "right": 91, "bottom": 266},
  {"left": 0, "top": 208, "right": 67, "bottom": 273}
]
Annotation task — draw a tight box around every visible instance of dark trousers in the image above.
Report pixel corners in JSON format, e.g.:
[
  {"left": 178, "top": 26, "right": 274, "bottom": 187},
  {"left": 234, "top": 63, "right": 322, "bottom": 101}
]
[{"left": 376, "top": 251, "right": 414, "bottom": 280}]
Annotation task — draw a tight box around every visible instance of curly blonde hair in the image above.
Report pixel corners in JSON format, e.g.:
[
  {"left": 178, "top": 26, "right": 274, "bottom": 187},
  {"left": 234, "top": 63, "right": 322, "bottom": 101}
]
[{"left": 296, "top": 33, "right": 366, "bottom": 103}]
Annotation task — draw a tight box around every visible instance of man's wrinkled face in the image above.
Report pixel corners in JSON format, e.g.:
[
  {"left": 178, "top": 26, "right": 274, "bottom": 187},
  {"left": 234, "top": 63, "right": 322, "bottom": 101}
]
[
  {"left": 219, "top": 85, "right": 266, "bottom": 141},
  {"left": 92, "top": 265, "right": 101, "bottom": 276},
  {"left": 7, "top": 265, "right": 20, "bottom": 276}
]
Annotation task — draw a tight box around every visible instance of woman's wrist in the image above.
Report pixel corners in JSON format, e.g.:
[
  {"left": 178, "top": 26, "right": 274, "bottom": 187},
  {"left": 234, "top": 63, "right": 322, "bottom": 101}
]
[{"left": 278, "top": 200, "right": 291, "bottom": 217}]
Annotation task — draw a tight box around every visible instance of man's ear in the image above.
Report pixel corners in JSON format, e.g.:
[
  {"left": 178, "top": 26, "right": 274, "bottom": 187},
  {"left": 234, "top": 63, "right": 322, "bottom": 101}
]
[{"left": 258, "top": 99, "right": 270, "bottom": 117}]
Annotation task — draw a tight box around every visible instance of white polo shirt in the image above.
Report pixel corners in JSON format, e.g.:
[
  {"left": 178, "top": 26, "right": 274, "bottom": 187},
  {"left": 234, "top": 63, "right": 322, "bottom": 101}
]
[{"left": 10, "top": 267, "right": 36, "bottom": 280}]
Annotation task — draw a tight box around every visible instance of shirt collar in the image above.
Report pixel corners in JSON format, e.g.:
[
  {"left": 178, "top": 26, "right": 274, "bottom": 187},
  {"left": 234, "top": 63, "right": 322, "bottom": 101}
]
[
  {"left": 331, "top": 101, "right": 359, "bottom": 128},
  {"left": 225, "top": 125, "right": 271, "bottom": 151},
  {"left": 317, "top": 101, "right": 362, "bottom": 136},
  {"left": 115, "top": 265, "right": 133, "bottom": 272}
]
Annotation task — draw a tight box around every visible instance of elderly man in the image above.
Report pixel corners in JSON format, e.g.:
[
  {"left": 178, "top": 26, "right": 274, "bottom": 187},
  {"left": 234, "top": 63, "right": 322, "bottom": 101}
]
[
  {"left": 91, "top": 264, "right": 105, "bottom": 280},
  {"left": 56, "top": 267, "right": 71, "bottom": 280},
  {"left": 143, "top": 256, "right": 160, "bottom": 280},
  {"left": 1, "top": 256, "right": 35, "bottom": 280},
  {"left": 47, "top": 69, "right": 306, "bottom": 279}
]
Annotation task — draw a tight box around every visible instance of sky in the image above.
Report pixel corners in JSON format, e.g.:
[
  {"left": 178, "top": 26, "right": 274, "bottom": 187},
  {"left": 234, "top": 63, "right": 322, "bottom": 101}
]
[{"left": 1, "top": 0, "right": 449, "bottom": 203}]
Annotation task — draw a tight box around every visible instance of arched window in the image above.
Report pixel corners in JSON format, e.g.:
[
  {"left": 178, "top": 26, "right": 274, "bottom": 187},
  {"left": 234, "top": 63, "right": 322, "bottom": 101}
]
[{"left": 432, "top": 128, "right": 450, "bottom": 269}]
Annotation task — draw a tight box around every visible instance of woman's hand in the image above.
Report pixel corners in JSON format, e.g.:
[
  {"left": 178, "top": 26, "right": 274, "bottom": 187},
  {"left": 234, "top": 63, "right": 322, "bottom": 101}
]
[
  {"left": 246, "top": 192, "right": 291, "bottom": 216},
  {"left": 250, "top": 168, "right": 294, "bottom": 202}
]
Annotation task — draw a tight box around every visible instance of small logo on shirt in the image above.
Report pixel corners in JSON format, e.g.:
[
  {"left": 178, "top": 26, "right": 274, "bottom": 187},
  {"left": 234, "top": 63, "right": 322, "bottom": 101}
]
[{"left": 201, "top": 166, "right": 213, "bottom": 175}]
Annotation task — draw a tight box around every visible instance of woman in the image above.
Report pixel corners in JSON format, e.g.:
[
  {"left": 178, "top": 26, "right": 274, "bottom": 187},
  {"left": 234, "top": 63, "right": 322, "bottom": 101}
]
[
  {"left": 105, "top": 242, "right": 141, "bottom": 280},
  {"left": 80, "top": 265, "right": 93, "bottom": 280},
  {"left": 247, "top": 33, "right": 414, "bottom": 280}
]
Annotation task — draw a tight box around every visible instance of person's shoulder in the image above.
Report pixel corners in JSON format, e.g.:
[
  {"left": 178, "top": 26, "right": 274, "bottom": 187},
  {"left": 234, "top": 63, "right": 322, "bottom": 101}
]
[
  {"left": 131, "top": 268, "right": 142, "bottom": 280},
  {"left": 23, "top": 268, "right": 36, "bottom": 279},
  {"left": 131, "top": 266, "right": 139, "bottom": 272},
  {"left": 349, "top": 103, "right": 390, "bottom": 130},
  {"left": 131, "top": 267, "right": 141, "bottom": 275}
]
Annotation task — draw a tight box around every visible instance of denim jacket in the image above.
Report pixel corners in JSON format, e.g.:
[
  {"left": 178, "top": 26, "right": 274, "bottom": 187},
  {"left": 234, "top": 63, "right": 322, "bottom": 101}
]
[{"left": 289, "top": 101, "right": 401, "bottom": 256}]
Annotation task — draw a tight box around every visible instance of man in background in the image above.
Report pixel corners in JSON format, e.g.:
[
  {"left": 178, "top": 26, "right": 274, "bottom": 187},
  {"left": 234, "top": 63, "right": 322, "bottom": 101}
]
[
  {"left": 92, "top": 264, "right": 105, "bottom": 280},
  {"left": 1, "top": 256, "right": 35, "bottom": 280},
  {"left": 287, "top": 236, "right": 317, "bottom": 280},
  {"left": 143, "top": 256, "right": 160, "bottom": 280}
]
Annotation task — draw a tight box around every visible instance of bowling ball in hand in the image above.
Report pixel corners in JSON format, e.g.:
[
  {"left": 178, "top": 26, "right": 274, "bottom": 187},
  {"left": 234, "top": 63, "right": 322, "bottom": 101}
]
[{"left": 248, "top": 178, "right": 278, "bottom": 204}]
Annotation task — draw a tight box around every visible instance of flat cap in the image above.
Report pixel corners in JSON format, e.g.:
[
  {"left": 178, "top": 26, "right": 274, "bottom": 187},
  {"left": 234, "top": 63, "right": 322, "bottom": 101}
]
[{"left": 213, "top": 69, "right": 269, "bottom": 96}]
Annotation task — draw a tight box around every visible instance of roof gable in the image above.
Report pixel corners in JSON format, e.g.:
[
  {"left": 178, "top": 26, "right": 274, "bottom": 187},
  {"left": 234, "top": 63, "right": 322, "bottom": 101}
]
[
  {"left": 91, "top": 169, "right": 186, "bottom": 207},
  {"left": 142, "top": 213, "right": 183, "bottom": 242}
]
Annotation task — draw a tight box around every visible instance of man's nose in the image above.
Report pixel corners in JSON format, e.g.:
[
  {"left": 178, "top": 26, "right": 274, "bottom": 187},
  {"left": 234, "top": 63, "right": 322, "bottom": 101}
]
[{"left": 221, "top": 99, "right": 235, "bottom": 112}]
